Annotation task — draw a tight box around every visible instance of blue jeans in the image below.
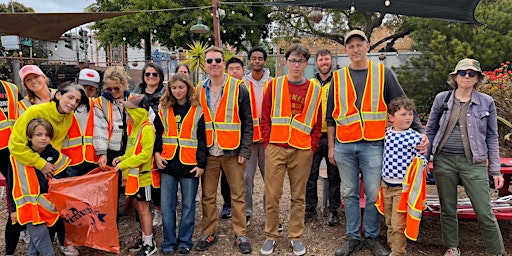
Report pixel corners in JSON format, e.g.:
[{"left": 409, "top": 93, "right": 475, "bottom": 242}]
[
  {"left": 160, "top": 173, "right": 199, "bottom": 251},
  {"left": 27, "top": 223, "right": 55, "bottom": 256},
  {"left": 334, "top": 141, "right": 383, "bottom": 239}
]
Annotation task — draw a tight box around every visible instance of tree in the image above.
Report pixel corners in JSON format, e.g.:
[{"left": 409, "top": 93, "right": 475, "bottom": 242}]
[
  {"left": 269, "top": 5, "right": 407, "bottom": 52},
  {"left": 394, "top": 0, "right": 512, "bottom": 115},
  {"left": 0, "top": 1, "right": 34, "bottom": 13},
  {"left": 87, "top": 0, "right": 270, "bottom": 61}
]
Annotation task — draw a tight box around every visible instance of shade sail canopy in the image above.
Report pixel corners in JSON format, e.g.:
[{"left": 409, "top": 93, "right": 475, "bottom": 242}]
[
  {"left": 0, "top": 12, "right": 137, "bottom": 41},
  {"left": 269, "top": 0, "right": 481, "bottom": 24}
]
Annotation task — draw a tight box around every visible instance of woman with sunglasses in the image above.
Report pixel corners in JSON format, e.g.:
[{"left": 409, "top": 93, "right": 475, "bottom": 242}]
[
  {"left": 426, "top": 58, "right": 506, "bottom": 256},
  {"left": 132, "top": 63, "right": 166, "bottom": 227}
]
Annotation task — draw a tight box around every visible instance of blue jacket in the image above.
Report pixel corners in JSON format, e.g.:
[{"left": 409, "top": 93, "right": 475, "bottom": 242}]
[{"left": 426, "top": 90, "right": 501, "bottom": 175}]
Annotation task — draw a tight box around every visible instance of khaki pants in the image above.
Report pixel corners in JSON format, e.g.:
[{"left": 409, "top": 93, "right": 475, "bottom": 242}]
[
  {"left": 381, "top": 181, "right": 407, "bottom": 256},
  {"left": 264, "top": 144, "right": 313, "bottom": 240},
  {"left": 201, "top": 155, "right": 247, "bottom": 236}
]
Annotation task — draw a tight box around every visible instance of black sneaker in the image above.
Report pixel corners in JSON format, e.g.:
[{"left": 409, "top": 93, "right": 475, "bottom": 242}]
[
  {"left": 194, "top": 234, "right": 218, "bottom": 251},
  {"left": 334, "top": 237, "right": 363, "bottom": 256},
  {"left": 278, "top": 223, "right": 283, "bottom": 232},
  {"left": 234, "top": 235, "right": 252, "bottom": 254},
  {"left": 328, "top": 210, "right": 340, "bottom": 226},
  {"left": 246, "top": 216, "right": 251, "bottom": 226},
  {"left": 364, "top": 237, "right": 389, "bottom": 256},
  {"left": 220, "top": 205, "right": 232, "bottom": 219},
  {"left": 136, "top": 243, "right": 158, "bottom": 256},
  {"left": 128, "top": 239, "right": 144, "bottom": 252},
  {"left": 177, "top": 247, "right": 190, "bottom": 255},
  {"left": 304, "top": 211, "right": 318, "bottom": 221}
]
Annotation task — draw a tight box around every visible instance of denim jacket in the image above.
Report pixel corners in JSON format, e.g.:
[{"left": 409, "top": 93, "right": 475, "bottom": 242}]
[{"left": 426, "top": 90, "right": 501, "bottom": 176}]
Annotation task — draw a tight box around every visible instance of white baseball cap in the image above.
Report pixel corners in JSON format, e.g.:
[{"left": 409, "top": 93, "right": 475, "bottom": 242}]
[{"left": 78, "top": 68, "right": 100, "bottom": 88}]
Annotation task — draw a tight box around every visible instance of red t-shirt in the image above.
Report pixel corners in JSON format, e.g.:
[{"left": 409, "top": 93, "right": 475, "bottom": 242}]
[{"left": 260, "top": 77, "right": 322, "bottom": 152}]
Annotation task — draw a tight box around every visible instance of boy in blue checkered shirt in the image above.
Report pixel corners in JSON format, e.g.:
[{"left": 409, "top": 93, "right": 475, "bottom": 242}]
[{"left": 376, "top": 97, "right": 425, "bottom": 256}]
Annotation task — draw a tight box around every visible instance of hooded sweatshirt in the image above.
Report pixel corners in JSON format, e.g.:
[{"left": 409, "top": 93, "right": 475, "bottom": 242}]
[
  {"left": 117, "top": 106, "right": 155, "bottom": 188},
  {"left": 243, "top": 68, "right": 272, "bottom": 118}
]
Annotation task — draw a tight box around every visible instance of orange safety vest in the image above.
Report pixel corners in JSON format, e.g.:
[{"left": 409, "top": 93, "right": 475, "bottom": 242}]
[
  {"left": 268, "top": 76, "right": 321, "bottom": 150},
  {"left": 17, "top": 97, "right": 31, "bottom": 116},
  {"left": 375, "top": 157, "right": 427, "bottom": 241},
  {"left": 159, "top": 105, "right": 203, "bottom": 164},
  {"left": 124, "top": 121, "right": 159, "bottom": 195},
  {"left": 197, "top": 75, "right": 241, "bottom": 149},
  {"left": 243, "top": 78, "right": 262, "bottom": 142},
  {"left": 332, "top": 61, "right": 387, "bottom": 143},
  {"left": 0, "top": 81, "right": 18, "bottom": 149},
  {"left": 62, "top": 98, "right": 99, "bottom": 166},
  {"left": 11, "top": 154, "right": 71, "bottom": 226}
]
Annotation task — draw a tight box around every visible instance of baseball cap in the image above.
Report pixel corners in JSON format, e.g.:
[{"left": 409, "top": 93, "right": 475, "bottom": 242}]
[
  {"left": 449, "top": 58, "right": 482, "bottom": 75},
  {"left": 78, "top": 68, "right": 100, "bottom": 88},
  {"left": 19, "top": 65, "right": 44, "bottom": 83},
  {"left": 122, "top": 94, "right": 149, "bottom": 110},
  {"left": 344, "top": 30, "right": 368, "bottom": 45}
]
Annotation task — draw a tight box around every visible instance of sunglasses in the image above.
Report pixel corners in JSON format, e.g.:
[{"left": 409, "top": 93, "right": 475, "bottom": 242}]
[
  {"left": 145, "top": 72, "right": 158, "bottom": 77},
  {"left": 457, "top": 70, "right": 478, "bottom": 77},
  {"left": 105, "top": 87, "right": 121, "bottom": 92},
  {"left": 206, "top": 58, "right": 222, "bottom": 64}
]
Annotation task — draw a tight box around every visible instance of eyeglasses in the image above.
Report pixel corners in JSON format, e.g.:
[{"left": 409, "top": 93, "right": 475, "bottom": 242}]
[
  {"left": 105, "top": 87, "right": 121, "bottom": 92},
  {"left": 206, "top": 58, "right": 223, "bottom": 64},
  {"left": 287, "top": 59, "right": 308, "bottom": 65},
  {"left": 145, "top": 72, "right": 158, "bottom": 77},
  {"left": 457, "top": 70, "right": 478, "bottom": 77}
]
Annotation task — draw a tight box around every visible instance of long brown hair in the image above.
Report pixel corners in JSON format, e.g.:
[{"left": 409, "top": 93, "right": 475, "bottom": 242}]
[{"left": 160, "top": 73, "right": 199, "bottom": 108}]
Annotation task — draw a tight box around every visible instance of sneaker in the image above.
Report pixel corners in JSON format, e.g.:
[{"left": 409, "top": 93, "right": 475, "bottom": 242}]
[
  {"left": 444, "top": 247, "right": 460, "bottom": 256},
  {"left": 152, "top": 210, "right": 162, "bottom": 226},
  {"left": 220, "top": 205, "right": 232, "bottom": 219},
  {"left": 246, "top": 216, "right": 251, "bottom": 226},
  {"left": 177, "top": 247, "right": 190, "bottom": 255},
  {"left": 290, "top": 240, "right": 306, "bottom": 256},
  {"left": 234, "top": 235, "right": 252, "bottom": 254},
  {"left": 334, "top": 237, "right": 363, "bottom": 256},
  {"left": 364, "top": 237, "right": 389, "bottom": 256},
  {"left": 328, "top": 210, "right": 340, "bottom": 226},
  {"left": 128, "top": 239, "right": 144, "bottom": 252},
  {"left": 194, "top": 234, "right": 218, "bottom": 251},
  {"left": 260, "top": 239, "right": 277, "bottom": 255},
  {"left": 20, "top": 229, "right": 30, "bottom": 244},
  {"left": 60, "top": 245, "right": 79, "bottom": 256},
  {"left": 304, "top": 211, "right": 318, "bottom": 221},
  {"left": 278, "top": 223, "right": 283, "bottom": 232},
  {"left": 136, "top": 243, "right": 158, "bottom": 256}
]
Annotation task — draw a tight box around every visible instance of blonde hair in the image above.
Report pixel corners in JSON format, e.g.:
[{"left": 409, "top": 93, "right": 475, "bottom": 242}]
[
  {"left": 103, "top": 66, "right": 130, "bottom": 85},
  {"left": 160, "top": 73, "right": 199, "bottom": 108}
]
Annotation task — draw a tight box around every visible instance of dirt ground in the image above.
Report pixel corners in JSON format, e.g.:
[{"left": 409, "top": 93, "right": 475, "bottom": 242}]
[{"left": 1, "top": 172, "right": 511, "bottom": 256}]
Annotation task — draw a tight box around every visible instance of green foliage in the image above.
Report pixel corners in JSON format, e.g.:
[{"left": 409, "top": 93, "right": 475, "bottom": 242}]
[
  {"left": 0, "top": 1, "right": 34, "bottom": 13},
  {"left": 183, "top": 40, "right": 208, "bottom": 83},
  {"left": 88, "top": 0, "right": 270, "bottom": 60},
  {"left": 395, "top": 0, "right": 512, "bottom": 115}
]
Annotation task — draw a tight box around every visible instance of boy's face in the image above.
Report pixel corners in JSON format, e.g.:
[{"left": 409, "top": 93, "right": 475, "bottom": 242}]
[
  {"left": 389, "top": 107, "right": 414, "bottom": 131},
  {"left": 29, "top": 124, "right": 51, "bottom": 153},
  {"left": 227, "top": 63, "right": 244, "bottom": 80}
]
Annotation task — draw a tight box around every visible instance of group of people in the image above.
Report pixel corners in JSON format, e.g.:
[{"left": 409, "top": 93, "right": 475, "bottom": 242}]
[{"left": 1, "top": 28, "right": 507, "bottom": 256}]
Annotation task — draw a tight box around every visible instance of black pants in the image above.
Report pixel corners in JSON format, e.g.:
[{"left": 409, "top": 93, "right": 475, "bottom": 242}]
[
  {"left": 305, "top": 136, "right": 341, "bottom": 212},
  {"left": 220, "top": 169, "right": 231, "bottom": 208}
]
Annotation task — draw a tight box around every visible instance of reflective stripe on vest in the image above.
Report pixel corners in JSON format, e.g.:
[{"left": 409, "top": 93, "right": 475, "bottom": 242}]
[
  {"left": 332, "top": 61, "right": 387, "bottom": 143},
  {"left": 197, "top": 76, "right": 241, "bottom": 150},
  {"left": 18, "top": 97, "right": 31, "bottom": 116},
  {"left": 11, "top": 156, "right": 63, "bottom": 226},
  {"left": 159, "top": 105, "right": 202, "bottom": 165},
  {"left": 62, "top": 98, "right": 98, "bottom": 165},
  {"left": 243, "top": 78, "right": 262, "bottom": 142},
  {"left": 0, "top": 81, "right": 18, "bottom": 149},
  {"left": 269, "top": 76, "right": 321, "bottom": 149}
]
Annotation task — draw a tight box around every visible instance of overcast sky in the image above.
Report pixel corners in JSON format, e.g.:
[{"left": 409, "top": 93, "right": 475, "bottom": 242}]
[{"left": 6, "top": 0, "right": 94, "bottom": 13}]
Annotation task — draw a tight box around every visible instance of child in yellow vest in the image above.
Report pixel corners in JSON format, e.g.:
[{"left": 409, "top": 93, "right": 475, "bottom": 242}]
[{"left": 112, "top": 94, "right": 157, "bottom": 256}]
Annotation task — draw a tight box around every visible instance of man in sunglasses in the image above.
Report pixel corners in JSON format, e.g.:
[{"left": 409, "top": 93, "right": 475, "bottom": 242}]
[
  {"left": 194, "top": 46, "right": 253, "bottom": 254},
  {"left": 260, "top": 44, "right": 322, "bottom": 256},
  {"left": 326, "top": 30, "right": 428, "bottom": 256}
]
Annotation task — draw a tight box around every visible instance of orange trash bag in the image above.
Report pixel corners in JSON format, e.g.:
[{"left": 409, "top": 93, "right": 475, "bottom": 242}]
[{"left": 49, "top": 167, "right": 120, "bottom": 254}]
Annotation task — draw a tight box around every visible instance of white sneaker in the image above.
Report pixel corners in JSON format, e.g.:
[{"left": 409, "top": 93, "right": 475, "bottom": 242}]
[
  {"left": 152, "top": 210, "right": 162, "bottom": 226},
  {"left": 20, "top": 229, "right": 30, "bottom": 244},
  {"left": 60, "top": 245, "right": 80, "bottom": 256}
]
